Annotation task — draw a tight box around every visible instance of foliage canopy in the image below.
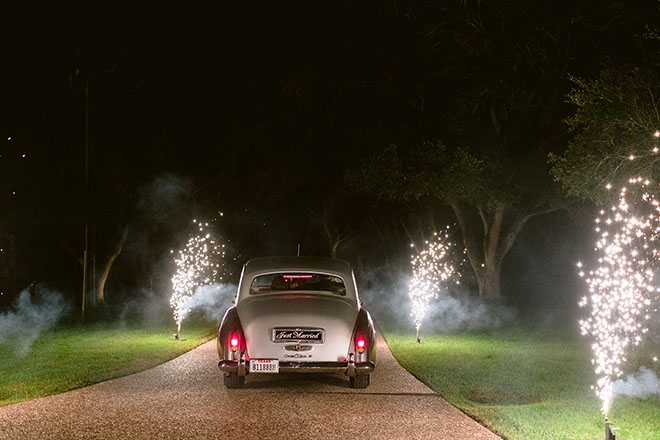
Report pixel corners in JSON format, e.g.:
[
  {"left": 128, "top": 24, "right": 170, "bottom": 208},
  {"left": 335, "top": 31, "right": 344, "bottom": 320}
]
[{"left": 551, "top": 59, "right": 660, "bottom": 203}]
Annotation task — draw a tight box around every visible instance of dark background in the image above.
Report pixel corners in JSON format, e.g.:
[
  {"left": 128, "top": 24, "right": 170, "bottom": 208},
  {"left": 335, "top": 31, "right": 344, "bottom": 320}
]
[{"left": 0, "top": 2, "right": 656, "bottom": 323}]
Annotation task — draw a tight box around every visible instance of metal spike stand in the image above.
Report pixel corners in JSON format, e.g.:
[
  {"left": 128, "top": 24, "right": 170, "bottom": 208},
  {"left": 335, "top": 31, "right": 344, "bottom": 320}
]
[
  {"left": 603, "top": 418, "right": 625, "bottom": 440},
  {"left": 592, "top": 417, "right": 627, "bottom": 440},
  {"left": 170, "top": 331, "right": 187, "bottom": 341}
]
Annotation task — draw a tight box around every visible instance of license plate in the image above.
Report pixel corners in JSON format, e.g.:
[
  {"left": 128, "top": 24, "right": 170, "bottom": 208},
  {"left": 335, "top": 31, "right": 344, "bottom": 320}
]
[{"left": 249, "top": 359, "right": 279, "bottom": 373}]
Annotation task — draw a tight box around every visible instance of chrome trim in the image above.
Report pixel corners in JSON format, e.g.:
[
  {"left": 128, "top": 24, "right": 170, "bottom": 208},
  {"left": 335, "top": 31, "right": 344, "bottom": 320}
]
[
  {"left": 218, "top": 360, "right": 238, "bottom": 373},
  {"left": 218, "top": 359, "right": 375, "bottom": 375},
  {"left": 271, "top": 327, "right": 326, "bottom": 344},
  {"left": 283, "top": 353, "right": 312, "bottom": 359},
  {"left": 279, "top": 361, "right": 374, "bottom": 374},
  {"left": 284, "top": 344, "right": 314, "bottom": 352}
]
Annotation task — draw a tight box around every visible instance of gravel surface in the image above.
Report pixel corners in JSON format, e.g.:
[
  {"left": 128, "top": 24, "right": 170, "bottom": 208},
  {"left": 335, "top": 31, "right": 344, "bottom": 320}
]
[{"left": 0, "top": 333, "right": 501, "bottom": 440}]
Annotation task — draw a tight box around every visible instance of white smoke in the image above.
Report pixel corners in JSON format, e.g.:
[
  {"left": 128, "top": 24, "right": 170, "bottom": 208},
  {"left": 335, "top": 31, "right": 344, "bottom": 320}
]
[
  {"left": 0, "top": 286, "right": 68, "bottom": 356},
  {"left": 426, "top": 294, "right": 515, "bottom": 332},
  {"left": 180, "top": 283, "right": 237, "bottom": 324},
  {"left": 612, "top": 367, "right": 660, "bottom": 400},
  {"left": 118, "top": 289, "right": 172, "bottom": 326},
  {"left": 360, "top": 270, "right": 514, "bottom": 333}
]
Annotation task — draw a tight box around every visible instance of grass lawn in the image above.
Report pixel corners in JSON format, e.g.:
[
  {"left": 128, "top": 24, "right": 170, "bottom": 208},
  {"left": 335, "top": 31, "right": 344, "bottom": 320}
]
[
  {"left": 384, "top": 328, "right": 660, "bottom": 440},
  {"left": 0, "top": 321, "right": 217, "bottom": 407}
]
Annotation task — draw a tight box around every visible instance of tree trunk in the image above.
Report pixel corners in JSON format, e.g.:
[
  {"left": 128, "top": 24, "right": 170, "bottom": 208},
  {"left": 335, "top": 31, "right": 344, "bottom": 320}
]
[
  {"left": 96, "top": 224, "right": 129, "bottom": 305},
  {"left": 315, "top": 204, "right": 352, "bottom": 258},
  {"left": 330, "top": 241, "right": 339, "bottom": 258},
  {"left": 474, "top": 258, "right": 502, "bottom": 298},
  {"left": 450, "top": 201, "right": 533, "bottom": 299}
]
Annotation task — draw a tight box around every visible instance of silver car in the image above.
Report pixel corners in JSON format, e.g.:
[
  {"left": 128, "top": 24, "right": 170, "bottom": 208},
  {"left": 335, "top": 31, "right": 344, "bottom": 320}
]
[{"left": 217, "top": 256, "right": 376, "bottom": 388}]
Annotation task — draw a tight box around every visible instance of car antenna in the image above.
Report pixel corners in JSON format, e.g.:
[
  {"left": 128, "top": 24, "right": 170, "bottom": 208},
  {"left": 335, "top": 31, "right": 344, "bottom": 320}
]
[{"left": 297, "top": 243, "right": 301, "bottom": 257}]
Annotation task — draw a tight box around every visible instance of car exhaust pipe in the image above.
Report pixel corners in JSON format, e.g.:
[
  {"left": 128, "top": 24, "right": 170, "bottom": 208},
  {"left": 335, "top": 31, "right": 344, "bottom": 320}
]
[
  {"left": 346, "top": 353, "right": 356, "bottom": 377},
  {"left": 238, "top": 352, "right": 247, "bottom": 377}
]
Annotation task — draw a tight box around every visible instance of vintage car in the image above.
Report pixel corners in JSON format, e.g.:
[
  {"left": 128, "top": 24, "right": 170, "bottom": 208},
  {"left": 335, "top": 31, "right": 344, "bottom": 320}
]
[{"left": 217, "top": 256, "right": 376, "bottom": 388}]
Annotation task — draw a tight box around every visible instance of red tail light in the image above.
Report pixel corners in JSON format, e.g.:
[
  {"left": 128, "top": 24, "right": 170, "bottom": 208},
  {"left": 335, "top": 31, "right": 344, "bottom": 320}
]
[
  {"left": 356, "top": 334, "right": 365, "bottom": 354},
  {"left": 230, "top": 333, "right": 239, "bottom": 352}
]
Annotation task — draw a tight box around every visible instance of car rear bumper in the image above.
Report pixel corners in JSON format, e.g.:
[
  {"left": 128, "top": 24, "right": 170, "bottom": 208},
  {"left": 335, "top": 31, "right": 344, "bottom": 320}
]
[{"left": 218, "top": 359, "right": 375, "bottom": 376}]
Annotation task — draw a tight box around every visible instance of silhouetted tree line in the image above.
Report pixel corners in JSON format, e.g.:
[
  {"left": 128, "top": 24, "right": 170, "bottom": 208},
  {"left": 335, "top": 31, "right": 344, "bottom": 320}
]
[{"left": 1, "top": 1, "right": 657, "bottom": 313}]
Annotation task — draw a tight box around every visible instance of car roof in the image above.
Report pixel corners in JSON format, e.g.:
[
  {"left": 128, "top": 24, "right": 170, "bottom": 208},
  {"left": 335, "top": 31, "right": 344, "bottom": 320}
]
[
  {"left": 237, "top": 256, "right": 358, "bottom": 302},
  {"left": 242, "top": 256, "right": 353, "bottom": 279}
]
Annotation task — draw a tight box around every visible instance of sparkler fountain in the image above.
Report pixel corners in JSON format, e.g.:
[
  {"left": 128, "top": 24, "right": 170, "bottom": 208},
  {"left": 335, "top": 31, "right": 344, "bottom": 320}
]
[
  {"left": 578, "top": 178, "right": 660, "bottom": 439},
  {"left": 170, "top": 220, "right": 225, "bottom": 340},
  {"left": 408, "top": 227, "right": 464, "bottom": 343}
]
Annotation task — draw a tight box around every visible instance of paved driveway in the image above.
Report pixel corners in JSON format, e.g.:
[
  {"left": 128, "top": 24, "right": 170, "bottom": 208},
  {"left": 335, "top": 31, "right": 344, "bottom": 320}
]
[{"left": 0, "top": 334, "right": 501, "bottom": 439}]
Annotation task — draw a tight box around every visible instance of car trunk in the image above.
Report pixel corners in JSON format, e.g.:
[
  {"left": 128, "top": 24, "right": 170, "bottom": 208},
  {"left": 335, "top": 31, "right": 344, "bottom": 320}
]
[{"left": 237, "top": 293, "right": 358, "bottom": 362}]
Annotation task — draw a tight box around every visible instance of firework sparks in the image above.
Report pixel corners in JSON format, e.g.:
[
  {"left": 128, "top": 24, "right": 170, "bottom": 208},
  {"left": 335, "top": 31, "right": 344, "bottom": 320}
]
[
  {"left": 578, "top": 178, "right": 660, "bottom": 415},
  {"left": 408, "top": 226, "right": 464, "bottom": 342},
  {"left": 170, "top": 220, "right": 225, "bottom": 338}
]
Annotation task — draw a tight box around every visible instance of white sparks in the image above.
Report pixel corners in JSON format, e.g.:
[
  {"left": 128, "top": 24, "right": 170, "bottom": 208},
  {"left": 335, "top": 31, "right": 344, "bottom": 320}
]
[
  {"left": 579, "top": 179, "right": 660, "bottom": 415},
  {"left": 408, "top": 226, "right": 465, "bottom": 341},
  {"left": 170, "top": 220, "right": 226, "bottom": 336}
]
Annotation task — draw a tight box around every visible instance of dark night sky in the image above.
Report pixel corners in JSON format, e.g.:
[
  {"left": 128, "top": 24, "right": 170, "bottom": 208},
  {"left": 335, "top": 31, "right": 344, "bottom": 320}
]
[{"left": 1, "top": 1, "right": 657, "bottom": 317}]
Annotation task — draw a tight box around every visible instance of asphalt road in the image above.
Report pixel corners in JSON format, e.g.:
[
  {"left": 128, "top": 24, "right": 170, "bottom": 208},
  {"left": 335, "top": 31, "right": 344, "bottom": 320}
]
[{"left": 0, "top": 334, "right": 501, "bottom": 440}]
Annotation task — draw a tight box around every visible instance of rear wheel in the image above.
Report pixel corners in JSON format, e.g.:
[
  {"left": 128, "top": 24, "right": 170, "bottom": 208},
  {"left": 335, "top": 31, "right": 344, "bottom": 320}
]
[
  {"left": 349, "top": 374, "right": 370, "bottom": 389},
  {"left": 223, "top": 373, "right": 245, "bottom": 389}
]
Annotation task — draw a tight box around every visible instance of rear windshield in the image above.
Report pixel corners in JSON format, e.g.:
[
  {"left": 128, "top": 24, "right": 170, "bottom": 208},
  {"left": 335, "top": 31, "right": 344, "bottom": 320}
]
[{"left": 249, "top": 273, "right": 346, "bottom": 296}]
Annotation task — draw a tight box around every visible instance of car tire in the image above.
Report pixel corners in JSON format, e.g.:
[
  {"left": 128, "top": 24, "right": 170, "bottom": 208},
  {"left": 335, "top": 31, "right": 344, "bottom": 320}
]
[
  {"left": 223, "top": 373, "right": 245, "bottom": 389},
  {"left": 349, "top": 374, "right": 370, "bottom": 388}
]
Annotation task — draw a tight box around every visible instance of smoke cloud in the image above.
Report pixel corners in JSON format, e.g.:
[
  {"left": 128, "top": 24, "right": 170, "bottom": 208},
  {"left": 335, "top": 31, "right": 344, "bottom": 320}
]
[
  {"left": 0, "top": 286, "right": 68, "bottom": 356},
  {"left": 425, "top": 294, "right": 515, "bottom": 332},
  {"left": 612, "top": 366, "right": 660, "bottom": 400},
  {"left": 118, "top": 288, "right": 172, "bottom": 326},
  {"left": 135, "top": 174, "right": 193, "bottom": 225},
  {"left": 180, "top": 283, "right": 238, "bottom": 324},
  {"left": 360, "top": 269, "right": 514, "bottom": 333}
]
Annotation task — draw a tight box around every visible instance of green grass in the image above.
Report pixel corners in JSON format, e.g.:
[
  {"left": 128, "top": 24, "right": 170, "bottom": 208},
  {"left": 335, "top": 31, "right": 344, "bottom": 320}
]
[
  {"left": 0, "top": 322, "right": 217, "bottom": 407},
  {"left": 384, "top": 328, "right": 660, "bottom": 440}
]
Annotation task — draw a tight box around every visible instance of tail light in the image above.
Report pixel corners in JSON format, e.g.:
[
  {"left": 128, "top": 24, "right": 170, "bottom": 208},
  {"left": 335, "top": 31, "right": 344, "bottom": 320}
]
[
  {"left": 350, "top": 308, "right": 375, "bottom": 361},
  {"left": 218, "top": 307, "right": 246, "bottom": 359},
  {"left": 356, "top": 334, "right": 366, "bottom": 354}
]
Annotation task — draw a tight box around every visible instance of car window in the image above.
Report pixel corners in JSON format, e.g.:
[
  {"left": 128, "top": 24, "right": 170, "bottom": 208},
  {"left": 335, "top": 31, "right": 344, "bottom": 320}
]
[{"left": 249, "top": 273, "right": 346, "bottom": 296}]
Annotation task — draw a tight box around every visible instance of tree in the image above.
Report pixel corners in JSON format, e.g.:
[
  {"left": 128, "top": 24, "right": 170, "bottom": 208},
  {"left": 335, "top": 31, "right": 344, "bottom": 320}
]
[
  {"left": 347, "top": 0, "right": 585, "bottom": 298},
  {"left": 349, "top": 142, "right": 562, "bottom": 298},
  {"left": 347, "top": 0, "right": 658, "bottom": 299},
  {"left": 309, "top": 199, "right": 354, "bottom": 259},
  {"left": 550, "top": 65, "right": 660, "bottom": 202},
  {"left": 34, "top": 16, "right": 182, "bottom": 308}
]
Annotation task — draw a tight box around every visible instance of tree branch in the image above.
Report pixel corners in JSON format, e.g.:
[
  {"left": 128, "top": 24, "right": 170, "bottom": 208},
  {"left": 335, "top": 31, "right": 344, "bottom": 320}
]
[
  {"left": 450, "top": 201, "right": 485, "bottom": 275},
  {"left": 478, "top": 206, "right": 489, "bottom": 237}
]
